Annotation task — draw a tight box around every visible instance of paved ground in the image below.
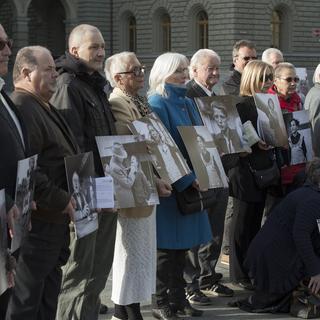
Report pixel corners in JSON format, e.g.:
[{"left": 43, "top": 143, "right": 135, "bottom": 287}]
[{"left": 99, "top": 256, "right": 294, "bottom": 320}]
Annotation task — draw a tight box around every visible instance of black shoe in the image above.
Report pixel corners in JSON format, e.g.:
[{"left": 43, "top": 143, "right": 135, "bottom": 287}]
[
  {"left": 233, "top": 280, "right": 255, "bottom": 291},
  {"left": 212, "top": 272, "right": 223, "bottom": 282},
  {"left": 202, "top": 283, "right": 234, "bottom": 297},
  {"left": 171, "top": 301, "right": 203, "bottom": 317},
  {"left": 152, "top": 305, "right": 178, "bottom": 320},
  {"left": 186, "top": 289, "right": 211, "bottom": 306},
  {"left": 99, "top": 303, "right": 109, "bottom": 314}
]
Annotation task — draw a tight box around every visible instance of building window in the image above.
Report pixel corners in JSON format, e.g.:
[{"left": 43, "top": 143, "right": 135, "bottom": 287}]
[
  {"left": 128, "top": 16, "right": 136, "bottom": 52},
  {"left": 197, "top": 10, "right": 208, "bottom": 49},
  {"left": 161, "top": 13, "right": 171, "bottom": 52},
  {"left": 271, "top": 10, "right": 281, "bottom": 48}
]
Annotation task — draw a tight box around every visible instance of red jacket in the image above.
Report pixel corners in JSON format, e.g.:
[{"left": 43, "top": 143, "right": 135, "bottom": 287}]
[{"left": 268, "top": 85, "right": 304, "bottom": 185}]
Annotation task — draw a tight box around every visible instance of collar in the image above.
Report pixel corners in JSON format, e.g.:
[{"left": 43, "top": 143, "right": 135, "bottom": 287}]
[
  {"left": 194, "top": 79, "right": 214, "bottom": 96},
  {"left": 164, "top": 83, "right": 187, "bottom": 98},
  {"left": 0, "top": 77, "right": 5, "bottom": 91},
  {"left": 15, "top": 87, "right": 51, "bottom": 109}
]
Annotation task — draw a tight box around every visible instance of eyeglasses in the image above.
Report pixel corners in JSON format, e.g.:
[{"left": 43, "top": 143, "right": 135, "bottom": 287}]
[
  {"left": 277, "top": 76, "right": 300, "bottom": 83},
  {"left": 0, "top": 39, "right": 13, "bottom": 51},
  {"left": 260, "top": 73, "right": 274, "bottom": 82},
  {"left": 117, "top": 66, "right": 145, "bottom": 77},
  {"left": 237, "top": 55, "right": 257, "bottom": 62},
  {"left": 174, "top": 67, "right": 189, "bottom": 74}
]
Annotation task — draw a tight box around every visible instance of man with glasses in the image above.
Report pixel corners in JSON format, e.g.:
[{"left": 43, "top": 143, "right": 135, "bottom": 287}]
[
  {"left": 221, "top": 39, "right": 257, "bottom": 96},
  {"left": 50, "top": 24, "right": 117, "bottom": 320},
  {"left": 0, "top": 24, "right": 29, "bottom": 319}
]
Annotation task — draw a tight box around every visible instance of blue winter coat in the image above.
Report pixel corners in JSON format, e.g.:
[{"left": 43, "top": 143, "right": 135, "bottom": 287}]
[{"left": 148, "top": 83, "right": 212, "bottom": 249}]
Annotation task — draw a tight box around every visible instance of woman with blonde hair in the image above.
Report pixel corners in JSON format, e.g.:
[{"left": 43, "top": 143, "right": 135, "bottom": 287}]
[
  {"left": 229, "top": 60, "right": 276, "bottom": 289},
  {"left": 148, "top": 52, "right": 212, "bottom": 320}
]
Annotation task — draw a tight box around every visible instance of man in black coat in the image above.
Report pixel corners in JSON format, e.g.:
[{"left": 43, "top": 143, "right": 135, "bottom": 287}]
[
  {"left": 184, "top": 49, "right": 233, "bottom": 306},
  {"left": 50, "top": 24, "right": 117, "bottom": 320},
  {"left": 221, "top": 40, "right": 257, "bottom": 96},
  {"left": 6, "top": 45, "right": 79, "bottom": 320},
  {"left": 0, "top": 23, "right": 29, "bottom": 319}
]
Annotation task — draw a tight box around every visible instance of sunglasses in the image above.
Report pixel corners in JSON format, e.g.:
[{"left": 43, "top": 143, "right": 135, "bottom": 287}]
[
  {"left": 237, "top": 55, "right": 257, "bottom": 62},
  {"left": 0, "top": 39, "right": 13, "bottom": 51},
  {"left": 260, "top": 73, "right": 274, "bottom": 82},
  {"left": 117, "top": 66, "right": 145, "bottom": 77},
  {"left": 278, "top": 76, "right": 300, "bottom": 83}
]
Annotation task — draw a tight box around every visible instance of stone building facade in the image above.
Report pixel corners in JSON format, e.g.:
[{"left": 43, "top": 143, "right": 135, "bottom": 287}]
[{"left": 0, "top": 0, "right": 320, "bottom": 85}]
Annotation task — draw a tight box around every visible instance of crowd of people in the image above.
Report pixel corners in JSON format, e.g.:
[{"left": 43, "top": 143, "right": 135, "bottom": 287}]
[{"left": 1, "top": 21, "right": 320, "bottom": 320}]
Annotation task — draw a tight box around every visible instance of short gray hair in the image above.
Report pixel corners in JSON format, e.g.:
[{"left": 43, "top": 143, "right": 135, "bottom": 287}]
[
  {"left": 189, "top": 49, "right": 221, "bottom": 79},
  {"left": 313, "top": 63, "right": 320, "bottom": 84},
  {"left": 274, "top": 62, "right": 295, "bottom": 78},
  {"left": 232, "top": 39, "right": 256, "bottom": 58},
  {"left": 105, "top": 51, "right": 137, "bottom": 87},
  {"left": 261, "top": 48, "right": 284, "bottom": 64},
  {"left": 148, "top": 52, "right": 189, "bottom": 97},
  {"left": 13, "top": 45, "right": 51, "bottom": 84},
  {"left": 68, "top": 24, "right": 102, "bottom": 49}
]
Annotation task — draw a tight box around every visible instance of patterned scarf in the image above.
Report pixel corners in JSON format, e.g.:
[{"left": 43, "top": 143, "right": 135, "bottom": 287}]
[{"left": 123, "top": 90, "right": 151, "bottom": 117}]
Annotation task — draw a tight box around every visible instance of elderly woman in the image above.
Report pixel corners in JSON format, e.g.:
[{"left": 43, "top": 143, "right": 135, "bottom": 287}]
[
  {"left": 105, "top": 52, "right": 172, "bottom": 320},
  {"left": 268, "top": 62, "right": 305, "bottom": 188},
  {"left": 228, "top": 60, "right": 276, "bottom": 289},
  {"left": 148, "top": 52, "right": 212, "bottom": 320},
  {"left": 305, "top": 64, "right": 320, "bottom": 157},
  {"left": 233, "top": 158, "right": 320, "bottom": 313}
]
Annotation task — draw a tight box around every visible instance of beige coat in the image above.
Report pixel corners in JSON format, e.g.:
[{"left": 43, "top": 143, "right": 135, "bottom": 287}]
[{"left": 109, "top": 87, "right": 154, "bottom": 218}]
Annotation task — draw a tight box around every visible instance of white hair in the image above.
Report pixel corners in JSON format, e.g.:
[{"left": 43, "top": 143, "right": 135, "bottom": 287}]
[
  {"left": 148, "top": 52, "right": 189, "bottom": 97},
  {"left": 261, "top": 48, "right": 283, "bottom": 64},
  {"left": 313, "top": 63, "right": 320, "bottom": 84},
  {"left": 189, "top": 49, "right": 221, "bottom": 79},
  {"left": 104, "top": 51, "right": 137, "bottom": 87}
]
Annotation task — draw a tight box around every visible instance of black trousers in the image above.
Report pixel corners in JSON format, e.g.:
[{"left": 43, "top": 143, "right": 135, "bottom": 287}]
[
  {"left": 229, "top": 198, "right": 265, "bottom": 283},
  {"left": 6, "top": 219, "right": 70, "bottom": 320},
  {"left": 154, "top": 249, "right": 187, "bottom": 307},
  {"left": 184, "top": 190, "right": 228, "bottom": 292}
]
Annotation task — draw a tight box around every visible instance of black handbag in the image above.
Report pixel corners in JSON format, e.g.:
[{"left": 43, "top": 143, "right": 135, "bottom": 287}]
[
  {"left": 175, "top": 186, "right": 223, "bottom": 215},
  {"left": 249, "top": 160, "right": 280, "bottom": 189}
]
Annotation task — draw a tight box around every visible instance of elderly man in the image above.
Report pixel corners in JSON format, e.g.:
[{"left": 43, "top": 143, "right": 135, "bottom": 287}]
[
  {"left": 221, "top": 39, "right": 257, "bottom": 96},
  {"left": 0, "top": 23, "right": 29, "bottom": 319},
  {"left": 5, "top": 46, "right": 79, "bottom": 320},
  {"left": 184, "top": 49, "right": 233, "bottom": 306},
  {"left": 261, "top": 48, "right": 284, "bottom": 69},
  {"left": 50, "top": 24, "right": 117, "bottom": 320}
]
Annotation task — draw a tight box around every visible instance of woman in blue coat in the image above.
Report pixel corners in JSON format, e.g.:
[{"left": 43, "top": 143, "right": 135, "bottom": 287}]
[{"left": 148, "top": 52, "right": 212, "bottom": 320}]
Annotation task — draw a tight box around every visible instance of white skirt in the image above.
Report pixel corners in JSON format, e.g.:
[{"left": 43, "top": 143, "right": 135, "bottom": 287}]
[{"left": 111, "top": 207, "right": 156, "bottom": 305}]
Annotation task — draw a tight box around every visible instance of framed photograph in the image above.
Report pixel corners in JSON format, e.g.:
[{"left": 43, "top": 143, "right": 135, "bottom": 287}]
[
  {"left": 0, "top": 189, "right": 8, "bottom": 295},
  {"left": 195, "top": 96, "right": 249, "bottom": 155},
  {"left": 178, "top": 125, "right": 228, "bottom": 190},
  {"left": 65, "top": 152, "right": 98, "bottom": 239},
  {"left": 96, "top": 135, "right": 159, "bottom": 209},
  {"left": 283, "top": 110, "right": 313, "bottom": 165},
  {"left": 254, "top": 93, "right": 288, "bottom": 147},
  {"left": 11, "top": 154, "right": 38, "bottom": 252},
  {"left": 130, "top": 112, "right": 191, "bottom": 184}
]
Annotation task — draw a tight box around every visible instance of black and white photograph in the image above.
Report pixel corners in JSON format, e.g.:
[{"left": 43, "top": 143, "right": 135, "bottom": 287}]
[
  {"left": 96, "top": 135, "right": 159, "bottom": 209},
  {"left": 283, "top": 110, "right": 313, "bottom": 165},
  {"left": 195, "top": 96, "right": 249, "bottom": 155},
  {"left": 254, "top": 93, "right": 288, "bottom": 147},
  {"left": 178, "top": 126, "right": 229, "bottom": 190},
  {"left": 130, "top": 112, "right": 191, "bottom": 184},
  {"left": 0, "top": 189, "right": 8, "bottom": 295},
  {"left": 65, "top": 152, "right": 98, "bottom": 239},
  {"left": 11, "top": 154, "right": 38, "bottom": 253}
]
